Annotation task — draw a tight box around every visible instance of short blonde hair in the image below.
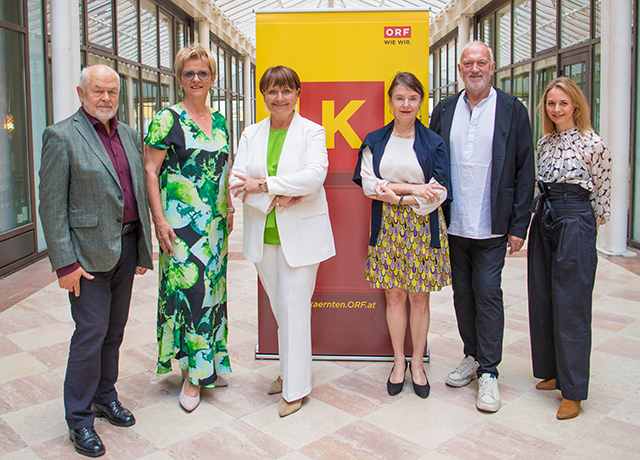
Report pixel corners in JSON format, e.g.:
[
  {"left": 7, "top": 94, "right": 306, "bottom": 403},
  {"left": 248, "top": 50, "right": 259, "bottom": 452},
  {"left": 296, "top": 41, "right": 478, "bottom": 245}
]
[
  {"left": 538, "top": 76, "right": 593, "bottom": 135},
  {"left": 174, "top": 43, "right": 217, "bottom": 79}
]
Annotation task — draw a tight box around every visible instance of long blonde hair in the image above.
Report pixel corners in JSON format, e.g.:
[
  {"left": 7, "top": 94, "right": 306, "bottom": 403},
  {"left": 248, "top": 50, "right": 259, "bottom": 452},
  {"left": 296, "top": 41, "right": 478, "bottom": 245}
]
[{"left": 538, "top": 76, "right": 593, "bottom": 135}]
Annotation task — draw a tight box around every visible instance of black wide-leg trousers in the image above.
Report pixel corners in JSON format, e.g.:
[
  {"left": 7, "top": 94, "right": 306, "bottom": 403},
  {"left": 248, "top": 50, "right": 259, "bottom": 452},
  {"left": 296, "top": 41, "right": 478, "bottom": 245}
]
[
  {"left": 527, "top": 183, "right": 597, "bottom": 401},
  {"left": 64, "top": 231, "right": 138, "bottom": 429}
]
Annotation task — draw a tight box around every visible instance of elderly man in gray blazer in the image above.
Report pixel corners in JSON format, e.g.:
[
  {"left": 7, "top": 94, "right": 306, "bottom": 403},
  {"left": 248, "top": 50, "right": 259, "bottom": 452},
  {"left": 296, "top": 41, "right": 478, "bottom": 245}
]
[{"left": 39, "top": 64, "right": 153, "bottom": 458}]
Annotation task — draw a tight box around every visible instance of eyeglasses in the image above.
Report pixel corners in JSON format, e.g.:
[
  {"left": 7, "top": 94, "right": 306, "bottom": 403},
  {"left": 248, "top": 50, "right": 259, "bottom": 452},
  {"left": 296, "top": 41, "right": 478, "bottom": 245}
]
[{"left": 182, "top": 70, "right": 211, "bottom": 81}]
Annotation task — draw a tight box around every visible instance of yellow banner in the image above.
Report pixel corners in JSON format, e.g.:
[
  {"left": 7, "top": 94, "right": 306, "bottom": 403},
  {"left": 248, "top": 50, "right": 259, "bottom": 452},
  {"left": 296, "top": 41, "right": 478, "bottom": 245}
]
[{"left": 256, "top": 9, "right": 430, "bottom": 127}]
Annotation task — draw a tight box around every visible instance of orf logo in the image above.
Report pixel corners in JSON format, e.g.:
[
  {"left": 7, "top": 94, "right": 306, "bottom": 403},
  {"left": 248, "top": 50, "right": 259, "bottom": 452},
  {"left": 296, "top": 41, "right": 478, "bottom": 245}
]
[
  {"left": 384, "top": 26, "right": 411, "bottom": 38},
  {"left": 300, "top": 82, "right": 385, "bottom": 171}
]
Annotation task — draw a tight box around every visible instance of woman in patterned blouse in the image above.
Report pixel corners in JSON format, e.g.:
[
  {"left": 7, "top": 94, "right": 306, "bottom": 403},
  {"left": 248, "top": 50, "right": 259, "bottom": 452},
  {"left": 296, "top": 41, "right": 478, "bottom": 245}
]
[{"left": 528, "top": 76, "right": 611, "bottom": 420}]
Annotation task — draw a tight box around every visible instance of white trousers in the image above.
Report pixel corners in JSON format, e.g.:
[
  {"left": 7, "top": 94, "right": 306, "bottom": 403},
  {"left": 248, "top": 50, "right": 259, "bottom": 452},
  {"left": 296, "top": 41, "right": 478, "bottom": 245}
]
[{"left": 255, "top": 244, "right": 319, "bottom": 402}]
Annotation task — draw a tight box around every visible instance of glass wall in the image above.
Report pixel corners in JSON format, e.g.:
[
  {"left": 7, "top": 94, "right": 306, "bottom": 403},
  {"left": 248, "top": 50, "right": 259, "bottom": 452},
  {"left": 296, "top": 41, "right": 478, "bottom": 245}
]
[
  {"left": 46, "top": 0, "right": 192, "bottom": 135},
  {"left": 1, "top": 0, "right": 257, "bottom": 274},
  {"left": 533, "top": 57, "right": 557, "bottom": 141},
  {"left": 560, "top": 0, "right": 591, "bottom": 48},
  {"left": 449, "top": 0, "right": 602, "bottom": 145},
  {"left": 210, "top": 38, "right": 249, "bottom": 154},
  {"left": 0, "top": 27, "right": 29, "bottom": 234},
  {"left": 0, "top": 0, "right": 41, "bottom": 274},
  {"left": 429, "top": 0, "right": 623, "bottom": 241},
  {"left": 536, "top": 0, "right": 556, "bottom": 53},
  {"left": 58, "top": 0, "right": 254, "bottom": 155},
  {"left": 428, "top": 35, "right": 457, "bottom": 114}
]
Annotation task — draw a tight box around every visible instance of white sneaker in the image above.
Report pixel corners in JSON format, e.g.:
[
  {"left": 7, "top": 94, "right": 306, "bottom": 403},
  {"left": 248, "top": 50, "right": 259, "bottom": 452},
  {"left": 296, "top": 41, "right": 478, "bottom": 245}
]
[
  {"left": 445, "top": 356, "right": 478, "bottom": 387},
  {"left": 476, "top": 373, "right": 501, "bottom": 412}
]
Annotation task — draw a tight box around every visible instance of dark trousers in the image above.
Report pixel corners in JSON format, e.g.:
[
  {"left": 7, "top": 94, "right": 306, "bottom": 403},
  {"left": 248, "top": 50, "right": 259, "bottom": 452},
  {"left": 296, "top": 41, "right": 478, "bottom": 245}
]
[
  {"left": 449, "top": 235, "right": 507, "bottom": 377},
  {"left": 527, "top": 184, "right": 597, "bottom": 401},
  {"left": 64, "top": 232, "right": 138, "bottom": 429}
]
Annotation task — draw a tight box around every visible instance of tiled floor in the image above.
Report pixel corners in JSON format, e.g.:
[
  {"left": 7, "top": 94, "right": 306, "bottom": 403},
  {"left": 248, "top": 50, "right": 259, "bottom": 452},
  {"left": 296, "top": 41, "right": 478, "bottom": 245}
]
[{"left": 1, "top": 202, "right": 640, "bottom": 459}]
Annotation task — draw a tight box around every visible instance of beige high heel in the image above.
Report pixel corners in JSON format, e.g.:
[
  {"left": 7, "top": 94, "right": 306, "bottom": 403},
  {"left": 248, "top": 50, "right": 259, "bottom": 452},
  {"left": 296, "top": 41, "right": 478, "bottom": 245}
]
[
  {"left": 278, "top": 397, "right": 302, "bottom": 417},
  {"left": 268, "top": 376, "right": 283, "bottom": 395}
]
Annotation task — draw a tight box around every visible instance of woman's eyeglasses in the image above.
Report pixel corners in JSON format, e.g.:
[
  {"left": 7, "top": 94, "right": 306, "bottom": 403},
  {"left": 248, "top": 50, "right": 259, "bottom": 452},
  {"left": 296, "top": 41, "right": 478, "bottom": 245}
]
[{"left": 182, "top": 70, "right": 211, "bottom": 81}]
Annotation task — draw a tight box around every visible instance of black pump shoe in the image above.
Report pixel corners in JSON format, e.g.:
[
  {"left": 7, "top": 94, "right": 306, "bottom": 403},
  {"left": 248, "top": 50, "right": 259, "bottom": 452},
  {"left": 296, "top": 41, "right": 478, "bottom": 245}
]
[
  {"left": 387, "top": 361, "right": 408, "bottom": 396},
  {"left": 410, "top": 365, "right": 431, "bottom": 399},
  {"left": 69, "top": 426, "right": 105, "bottom": 457}
]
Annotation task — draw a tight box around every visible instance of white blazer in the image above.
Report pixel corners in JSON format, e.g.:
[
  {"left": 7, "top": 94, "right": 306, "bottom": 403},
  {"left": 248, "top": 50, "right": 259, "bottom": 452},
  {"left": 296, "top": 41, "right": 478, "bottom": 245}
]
[{"left": 230, "top": 112, "right": 336, "bottom": 267}]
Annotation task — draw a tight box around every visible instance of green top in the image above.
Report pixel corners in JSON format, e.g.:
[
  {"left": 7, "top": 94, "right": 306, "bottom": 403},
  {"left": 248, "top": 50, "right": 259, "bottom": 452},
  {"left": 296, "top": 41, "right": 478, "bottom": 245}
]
[{"left": 264, "top": 129, "right": 287, "bottom": 245}]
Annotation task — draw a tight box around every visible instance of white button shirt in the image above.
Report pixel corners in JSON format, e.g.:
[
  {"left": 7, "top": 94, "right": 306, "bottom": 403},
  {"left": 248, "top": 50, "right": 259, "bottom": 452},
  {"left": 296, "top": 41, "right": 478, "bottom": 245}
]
[{"left": 448, "top": 87, "right": 503, "bottom": 239}]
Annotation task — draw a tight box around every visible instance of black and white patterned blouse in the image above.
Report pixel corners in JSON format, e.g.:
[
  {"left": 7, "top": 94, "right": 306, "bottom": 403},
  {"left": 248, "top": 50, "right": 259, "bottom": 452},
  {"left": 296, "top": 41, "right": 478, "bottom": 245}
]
[{"left": 536, "top": 127, "right": 611, "bottom": 223}]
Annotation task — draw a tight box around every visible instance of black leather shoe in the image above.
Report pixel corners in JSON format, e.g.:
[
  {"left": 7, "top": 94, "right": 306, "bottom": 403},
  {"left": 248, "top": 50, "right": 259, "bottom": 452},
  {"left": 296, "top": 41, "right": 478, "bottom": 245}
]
[
  {"left": 92, "top": 400, "right": 136, "bottom": 427},
  {"left": 410, "top": 366, "right": 431, "bottom": 399},
  {"left": 387, "top": 361, "right": 408, "bottom": 396},
  {"left": 69, "top": 427, "right": 105, "bottom": 457}
]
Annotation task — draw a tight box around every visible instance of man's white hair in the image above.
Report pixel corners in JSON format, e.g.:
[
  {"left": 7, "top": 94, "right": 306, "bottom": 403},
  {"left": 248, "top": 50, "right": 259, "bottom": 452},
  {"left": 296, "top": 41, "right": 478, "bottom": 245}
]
[
  {"left": 78, "top": 65, "right": 120, "bottom": 91},
  {"left": 460, "top": 40, "right": 495, "bottom": 64}
]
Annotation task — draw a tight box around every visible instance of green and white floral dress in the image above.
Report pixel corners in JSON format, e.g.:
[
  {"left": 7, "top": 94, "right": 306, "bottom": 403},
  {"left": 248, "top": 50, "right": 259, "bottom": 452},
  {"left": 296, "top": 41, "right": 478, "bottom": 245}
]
[{"left": 145, "top": 103, "right": 231, "bottom": 386}]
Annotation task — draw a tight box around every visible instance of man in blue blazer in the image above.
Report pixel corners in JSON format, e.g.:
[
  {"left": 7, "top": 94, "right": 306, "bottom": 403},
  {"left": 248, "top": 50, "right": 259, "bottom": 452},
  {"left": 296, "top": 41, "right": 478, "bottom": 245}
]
[
  {"left": 39, "top": 65, "right": 153, "bottom": 457},
  {"left": 430, "top": 41, "right": 534, "bottom": 413}
]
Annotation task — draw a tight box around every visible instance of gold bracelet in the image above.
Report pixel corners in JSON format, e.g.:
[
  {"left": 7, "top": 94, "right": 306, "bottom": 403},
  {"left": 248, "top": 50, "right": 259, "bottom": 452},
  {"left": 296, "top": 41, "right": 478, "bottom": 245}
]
[
  {"left": 276, "top": 196, "right": 281, "bottom": 207},
  {"left": 227, "top": 207, "right": 235, "bottom": 213}
]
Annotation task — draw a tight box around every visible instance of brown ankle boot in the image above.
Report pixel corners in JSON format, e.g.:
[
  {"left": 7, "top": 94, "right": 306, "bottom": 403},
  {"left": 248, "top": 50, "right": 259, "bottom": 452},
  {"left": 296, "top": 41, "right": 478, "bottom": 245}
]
[
  {"left": 536, "top": 378, "right": 557, "bottom": 390},
  {"left": 557, "top": 399, "right": 581, "bottom": 419}
]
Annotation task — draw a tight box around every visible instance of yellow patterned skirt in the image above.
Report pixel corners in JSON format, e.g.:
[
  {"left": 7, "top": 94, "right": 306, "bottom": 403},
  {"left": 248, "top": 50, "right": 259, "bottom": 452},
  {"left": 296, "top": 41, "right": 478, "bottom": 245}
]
[{"left": 365, "top": 203, "right": 451, "bottom": 292}]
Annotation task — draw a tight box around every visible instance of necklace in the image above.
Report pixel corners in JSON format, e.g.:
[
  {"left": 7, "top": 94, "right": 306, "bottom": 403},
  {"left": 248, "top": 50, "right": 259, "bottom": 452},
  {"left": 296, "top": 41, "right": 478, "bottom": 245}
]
[
  {"left": 392, "top": 128, "right": 415, "bottom": 138},
  {"left": 183, "top": 102, "right": 208, "bottom": 122}
]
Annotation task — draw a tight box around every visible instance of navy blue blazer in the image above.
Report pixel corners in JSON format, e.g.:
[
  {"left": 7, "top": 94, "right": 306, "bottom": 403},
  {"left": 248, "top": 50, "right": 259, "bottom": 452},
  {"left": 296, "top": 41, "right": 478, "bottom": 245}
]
[
  {"left": 429, "top": 88, "right": 535, "bottom": 240},
  {"left": 353, "top": 120, "right": 451, "bottom": 248}
]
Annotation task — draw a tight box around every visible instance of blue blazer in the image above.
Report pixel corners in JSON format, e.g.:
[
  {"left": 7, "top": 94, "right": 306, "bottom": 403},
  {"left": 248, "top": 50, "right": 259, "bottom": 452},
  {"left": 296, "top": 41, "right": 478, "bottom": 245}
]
[
  {"left": 429, "top": 88, "right": 535, "bottom": 240},
  {"left": 353, "top": 120, "right": 451, "bottom": 248}
]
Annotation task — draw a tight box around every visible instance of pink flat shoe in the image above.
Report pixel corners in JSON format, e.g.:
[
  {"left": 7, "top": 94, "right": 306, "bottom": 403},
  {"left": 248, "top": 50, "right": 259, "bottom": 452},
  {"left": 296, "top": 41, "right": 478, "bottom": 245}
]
[{"left": 179, "top": 377, "right": 200, "bottom": 412}]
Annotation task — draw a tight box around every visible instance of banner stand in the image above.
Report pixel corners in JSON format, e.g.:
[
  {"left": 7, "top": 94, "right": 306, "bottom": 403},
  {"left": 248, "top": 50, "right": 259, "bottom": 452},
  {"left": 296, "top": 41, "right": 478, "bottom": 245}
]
[
  {"left": 255, "top": 351, "right": 430, "bottom": 363},
  {"left": 255, "top": 9, "right": 431, "bottom": 361}
]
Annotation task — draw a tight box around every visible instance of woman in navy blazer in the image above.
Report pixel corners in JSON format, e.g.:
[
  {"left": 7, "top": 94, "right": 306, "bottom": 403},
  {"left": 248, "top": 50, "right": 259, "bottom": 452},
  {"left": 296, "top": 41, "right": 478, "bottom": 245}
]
[{"left": 353, "top": 72, "right": 451, "bottom": 399}]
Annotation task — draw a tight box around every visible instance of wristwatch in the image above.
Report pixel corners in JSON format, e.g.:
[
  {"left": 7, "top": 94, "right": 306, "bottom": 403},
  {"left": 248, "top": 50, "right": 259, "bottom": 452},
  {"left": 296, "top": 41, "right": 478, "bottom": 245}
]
[{"left": 258, "top": 178, "right": 268, "bottom": 193}]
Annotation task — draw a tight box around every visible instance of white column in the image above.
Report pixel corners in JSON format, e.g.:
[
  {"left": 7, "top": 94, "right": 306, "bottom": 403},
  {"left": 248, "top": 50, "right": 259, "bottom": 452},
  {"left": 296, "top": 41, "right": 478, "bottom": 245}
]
[
  {"left": 244, "top": 54, "right": 252, "bottom": 126},
  {"left": 51, "top": 0, "right": 81, "bottom": 122},
  {"left": 598, "top": 0, "right": 635, "bottom": 256},
  {"left": 457, "top": 15, "right": 471, "bottom": 56},
  {"left": 198, "top": 20, "right": 210, "bottom": 48}
]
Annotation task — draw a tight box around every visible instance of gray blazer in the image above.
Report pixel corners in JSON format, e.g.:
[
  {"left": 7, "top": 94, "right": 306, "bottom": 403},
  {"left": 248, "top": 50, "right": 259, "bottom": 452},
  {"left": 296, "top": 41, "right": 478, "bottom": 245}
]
[{"left": 39, "top": 108, "right": 153, "bottom": 273}]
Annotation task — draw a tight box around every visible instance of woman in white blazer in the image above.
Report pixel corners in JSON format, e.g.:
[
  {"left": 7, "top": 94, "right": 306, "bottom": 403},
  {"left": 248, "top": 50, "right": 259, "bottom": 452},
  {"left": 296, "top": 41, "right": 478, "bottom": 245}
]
[{"left": 229, "top": 66, "right": 335, "bottom": 417}]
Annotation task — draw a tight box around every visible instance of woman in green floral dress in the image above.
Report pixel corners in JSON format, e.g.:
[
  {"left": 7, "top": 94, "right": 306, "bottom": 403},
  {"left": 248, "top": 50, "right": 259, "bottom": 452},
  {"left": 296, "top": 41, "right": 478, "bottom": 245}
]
[{"left": 144, "top": 44, "right": 232, "bottom": 412}]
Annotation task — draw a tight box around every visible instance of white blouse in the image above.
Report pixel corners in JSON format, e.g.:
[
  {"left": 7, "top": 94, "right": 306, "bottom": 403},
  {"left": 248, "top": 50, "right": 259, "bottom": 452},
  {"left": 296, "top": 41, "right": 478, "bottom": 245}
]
[
  {"left": 360, "top": 135, "right": 447, "bottom": 215},
  {"left": 536, "top": 127, "right": 611, "bottom": 223}
]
